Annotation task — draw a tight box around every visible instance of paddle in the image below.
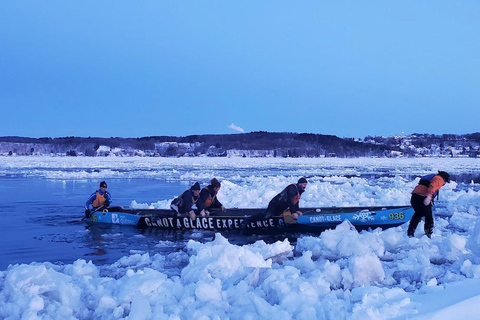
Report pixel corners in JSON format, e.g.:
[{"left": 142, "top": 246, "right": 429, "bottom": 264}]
[
  {"left": 302, "top": 208, "right": 322, "bottom": 215},
  {"left": 82, "top": 205, "right": 107, "bottom": 221}
]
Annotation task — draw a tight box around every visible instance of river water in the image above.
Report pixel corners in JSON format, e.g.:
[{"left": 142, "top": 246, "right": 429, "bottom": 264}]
[
  {"left": 0, "top": 177, "right": 281, "bottom": 271},
  {"left": 0, "top": 178, "right": 173, "bottom": 269}
]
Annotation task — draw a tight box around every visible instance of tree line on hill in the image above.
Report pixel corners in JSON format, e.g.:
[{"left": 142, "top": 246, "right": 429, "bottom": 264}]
[{"left": 0, "top": 131, "right": 479, "bottom": 157}]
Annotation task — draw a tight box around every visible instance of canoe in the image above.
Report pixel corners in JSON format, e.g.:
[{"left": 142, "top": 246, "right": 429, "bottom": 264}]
[{"left": 86, "top": 205, "right": 414, "bottom": 234}]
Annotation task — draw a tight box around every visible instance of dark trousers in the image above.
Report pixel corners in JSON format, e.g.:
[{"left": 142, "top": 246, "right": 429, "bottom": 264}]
[
  {"left": 407, "top": 194, "right": 434, "bottom": 236},
  {"left": 241, "top": 202, "right": 284, "bottom": 228}
]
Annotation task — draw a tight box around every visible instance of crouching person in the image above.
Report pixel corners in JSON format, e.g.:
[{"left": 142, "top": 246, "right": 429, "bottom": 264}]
[
  {"left": 407, "top": 171, "right": 450, "bottom": 238},
  {"left": 197, "top": 178, "right": 226, "bottom": 217},
  {"left": 170, "top": 182, "right": 201, "bottom": 220}
]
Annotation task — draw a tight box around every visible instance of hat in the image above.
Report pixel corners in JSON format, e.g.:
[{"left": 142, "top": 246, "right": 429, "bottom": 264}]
[
  {"left": 298, "top": 177, "right": 308, "bottom": 184},
  {"left": 210, "top": 178, "right": 221, "bottom": 188},
  {"left": 438, "top": 171, "right": 450, "bottom": 183},
  {"left": 191, "top": 182, "right": 201, "bottom": 190},
  {"left": 100, "top": 181, "right": 108, "bottom": 188}
]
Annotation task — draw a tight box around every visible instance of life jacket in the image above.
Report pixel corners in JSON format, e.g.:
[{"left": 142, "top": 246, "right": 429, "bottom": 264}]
[
  {"left": 171, "top": 190, "right": 197, "bottom": 210},
  {"left": 202, "top": 187, "right": 216, "bottom": 208},
  {"left": 205, "top": 194, "right": 216, "bottom": 207},
  {"left": 170, "top": 189, "right": 198, "bottom": 213},
  {"left": 171, "top": 191, "right": 185, "bottom": 209},
  {"left": 418, "top": 174, "right": 440, "bottom": 199},
  {"left": 92, "top": 191, "right": 107, "bottom": 208}
]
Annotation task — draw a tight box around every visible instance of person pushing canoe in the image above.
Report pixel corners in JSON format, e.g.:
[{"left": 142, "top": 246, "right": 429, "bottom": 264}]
[
  {"left": 242, "top": 177, "right": 308, "bottom": 226},
  {"left": 266, "top": 177, "right": 308, "bottom": 220},
  {"left": 170, "top": 182, "right": 201, "bottom": 220},
  {"left": 197, "top": 178, "right": 226, "bottom": 217}
]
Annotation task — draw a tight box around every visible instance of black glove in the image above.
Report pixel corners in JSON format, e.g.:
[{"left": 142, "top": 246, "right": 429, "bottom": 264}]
[
  {"left": 104, "top": 201, "right": 110, "bottom": 207},
  {"left": 85, "top": 209, "right": 91, "bottom": 217}
]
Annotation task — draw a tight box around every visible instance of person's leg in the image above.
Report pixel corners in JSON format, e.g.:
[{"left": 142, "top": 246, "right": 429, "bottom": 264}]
[
  {"left": 408, "top": 195, "right": 426, "bottom": 237},
  {"left": 242, "top": 202, "right": 282, "bottom": 228},
  {"left": 407, "top": 213, "right": 422, "bottom": 237},
  {"left": 241, "top": 209, "right": 270, "bottom": 228},
  {"left": 424, "top": 205, "right": 434, "bottom": 238}
]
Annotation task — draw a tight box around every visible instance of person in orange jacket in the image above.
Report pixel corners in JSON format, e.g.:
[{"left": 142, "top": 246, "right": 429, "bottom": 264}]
[{"left": 407, "top": 171, "right": 450, "bottom": 238}]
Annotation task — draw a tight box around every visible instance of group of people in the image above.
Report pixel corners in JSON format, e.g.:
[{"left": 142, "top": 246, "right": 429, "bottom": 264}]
[
  {"left": 85, "top": 177, "right": 309, "bottom": 221},
  {"left": 85, "top": 170, "right": 451, "bottom": 238},
  {"left": 169, "top": 178, "right": 226, "bottom": 220}
]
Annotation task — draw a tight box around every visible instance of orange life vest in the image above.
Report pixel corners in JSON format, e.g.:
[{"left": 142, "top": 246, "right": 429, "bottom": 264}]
[
  {"left": 205, "top": 194, "right": 216, "bottom": 207},
  {"left": 92, "top": 191, "right": 107, "bottom": 208},
  {"left": 293, "top": 192, "right": 300, "bottom": 205}
]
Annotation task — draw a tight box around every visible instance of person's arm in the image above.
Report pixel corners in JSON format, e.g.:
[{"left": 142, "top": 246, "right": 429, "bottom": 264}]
[
  {"left": 428, "top": 176, "right": 444, "bottom": 195},
  {"left": 85, "top": 192, "right": 96, "bottom": 210},
  {"left": 104, "top": 191, "right": 112, "bottom": 207},
  {"left": 286, "top": 185, "right": 298, "bottom": 213},
  {"left": 210, "top": 195, "right": 225, "bottom": 211},
  {"left": 424, "top": 175, "right": 445, "bottom": 205}
]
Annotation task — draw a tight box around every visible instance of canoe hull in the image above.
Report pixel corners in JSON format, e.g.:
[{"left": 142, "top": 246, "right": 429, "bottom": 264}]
[{"left": 86, "top": 206, "right": 414, "bottom": 234}]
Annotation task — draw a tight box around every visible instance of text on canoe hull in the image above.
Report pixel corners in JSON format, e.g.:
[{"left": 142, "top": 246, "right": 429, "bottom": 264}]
[{"left": 143, "top": 216, "right": 279, "bottom": 229}]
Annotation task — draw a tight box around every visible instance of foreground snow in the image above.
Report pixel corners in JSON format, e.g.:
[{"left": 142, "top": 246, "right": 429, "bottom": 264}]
[
  {"left": 1, "top": 156, "right": 480, "bottom": 319},
  {"left": 2, "top": 222, "right": 480, "bottom": 319}
]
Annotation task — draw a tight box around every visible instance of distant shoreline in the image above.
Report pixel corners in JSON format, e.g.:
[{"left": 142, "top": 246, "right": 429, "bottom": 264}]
[{"left": 1, "top": 131, "right": 479, "bottom": 158}]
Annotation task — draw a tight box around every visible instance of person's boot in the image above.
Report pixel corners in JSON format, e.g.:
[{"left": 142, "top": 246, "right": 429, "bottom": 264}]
[
  {"left": 407, "top": 227, "right": 415, "bottom": 238},
  {"left": 425, "top": 227, "right": 433, "bottom": 238}
]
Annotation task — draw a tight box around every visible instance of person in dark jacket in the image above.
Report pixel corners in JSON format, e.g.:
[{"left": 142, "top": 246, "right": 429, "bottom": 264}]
[
  {"left": 241, "top": 177, "right": 309, "bottom": 227},
  {"left": 85, "top": 181, "right": 112, "bottom": 217},
  {"left": 197, "top": 178, "right": 226, "bottom": 217},
  {"left": 407, "top": 171, "right": 450, "bottom": 238},
  {"left": 266, "top": 177, "right": 308, "bottom": 220},
  {"left": 170, "top": 182, "right": 201, "bottom": 220}
]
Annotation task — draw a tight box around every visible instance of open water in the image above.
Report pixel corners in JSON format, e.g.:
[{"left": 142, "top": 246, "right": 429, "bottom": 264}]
[
  {"left": 0, "top": 177, "right": 280, "bottom": 271},
  {"left": 0, "top": 178, "right": 189, "bottom": 270}
]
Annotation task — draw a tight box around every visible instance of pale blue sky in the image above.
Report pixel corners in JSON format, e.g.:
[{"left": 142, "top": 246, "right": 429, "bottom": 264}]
[{"left": 1, "top": 1, "right": 479, "bottom": 138}]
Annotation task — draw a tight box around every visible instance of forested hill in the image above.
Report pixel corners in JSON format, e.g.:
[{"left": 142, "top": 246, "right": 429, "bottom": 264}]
[{"left": 1, "top": 132, "right": 479, "bottom": 158}]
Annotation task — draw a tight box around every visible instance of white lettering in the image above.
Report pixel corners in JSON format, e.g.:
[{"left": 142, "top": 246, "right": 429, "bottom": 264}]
[
  {"left": 309, "top": 215, "right": 342, "bottom": 223},
  {"left": 144, "top": 217, "right": 151, "bottom": 227},
  {"left": 162, "top": 218, "right": 169, "bottom": 227},
  {"left": 201, "top": 218, "right": 208, "bottom": 228}
]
